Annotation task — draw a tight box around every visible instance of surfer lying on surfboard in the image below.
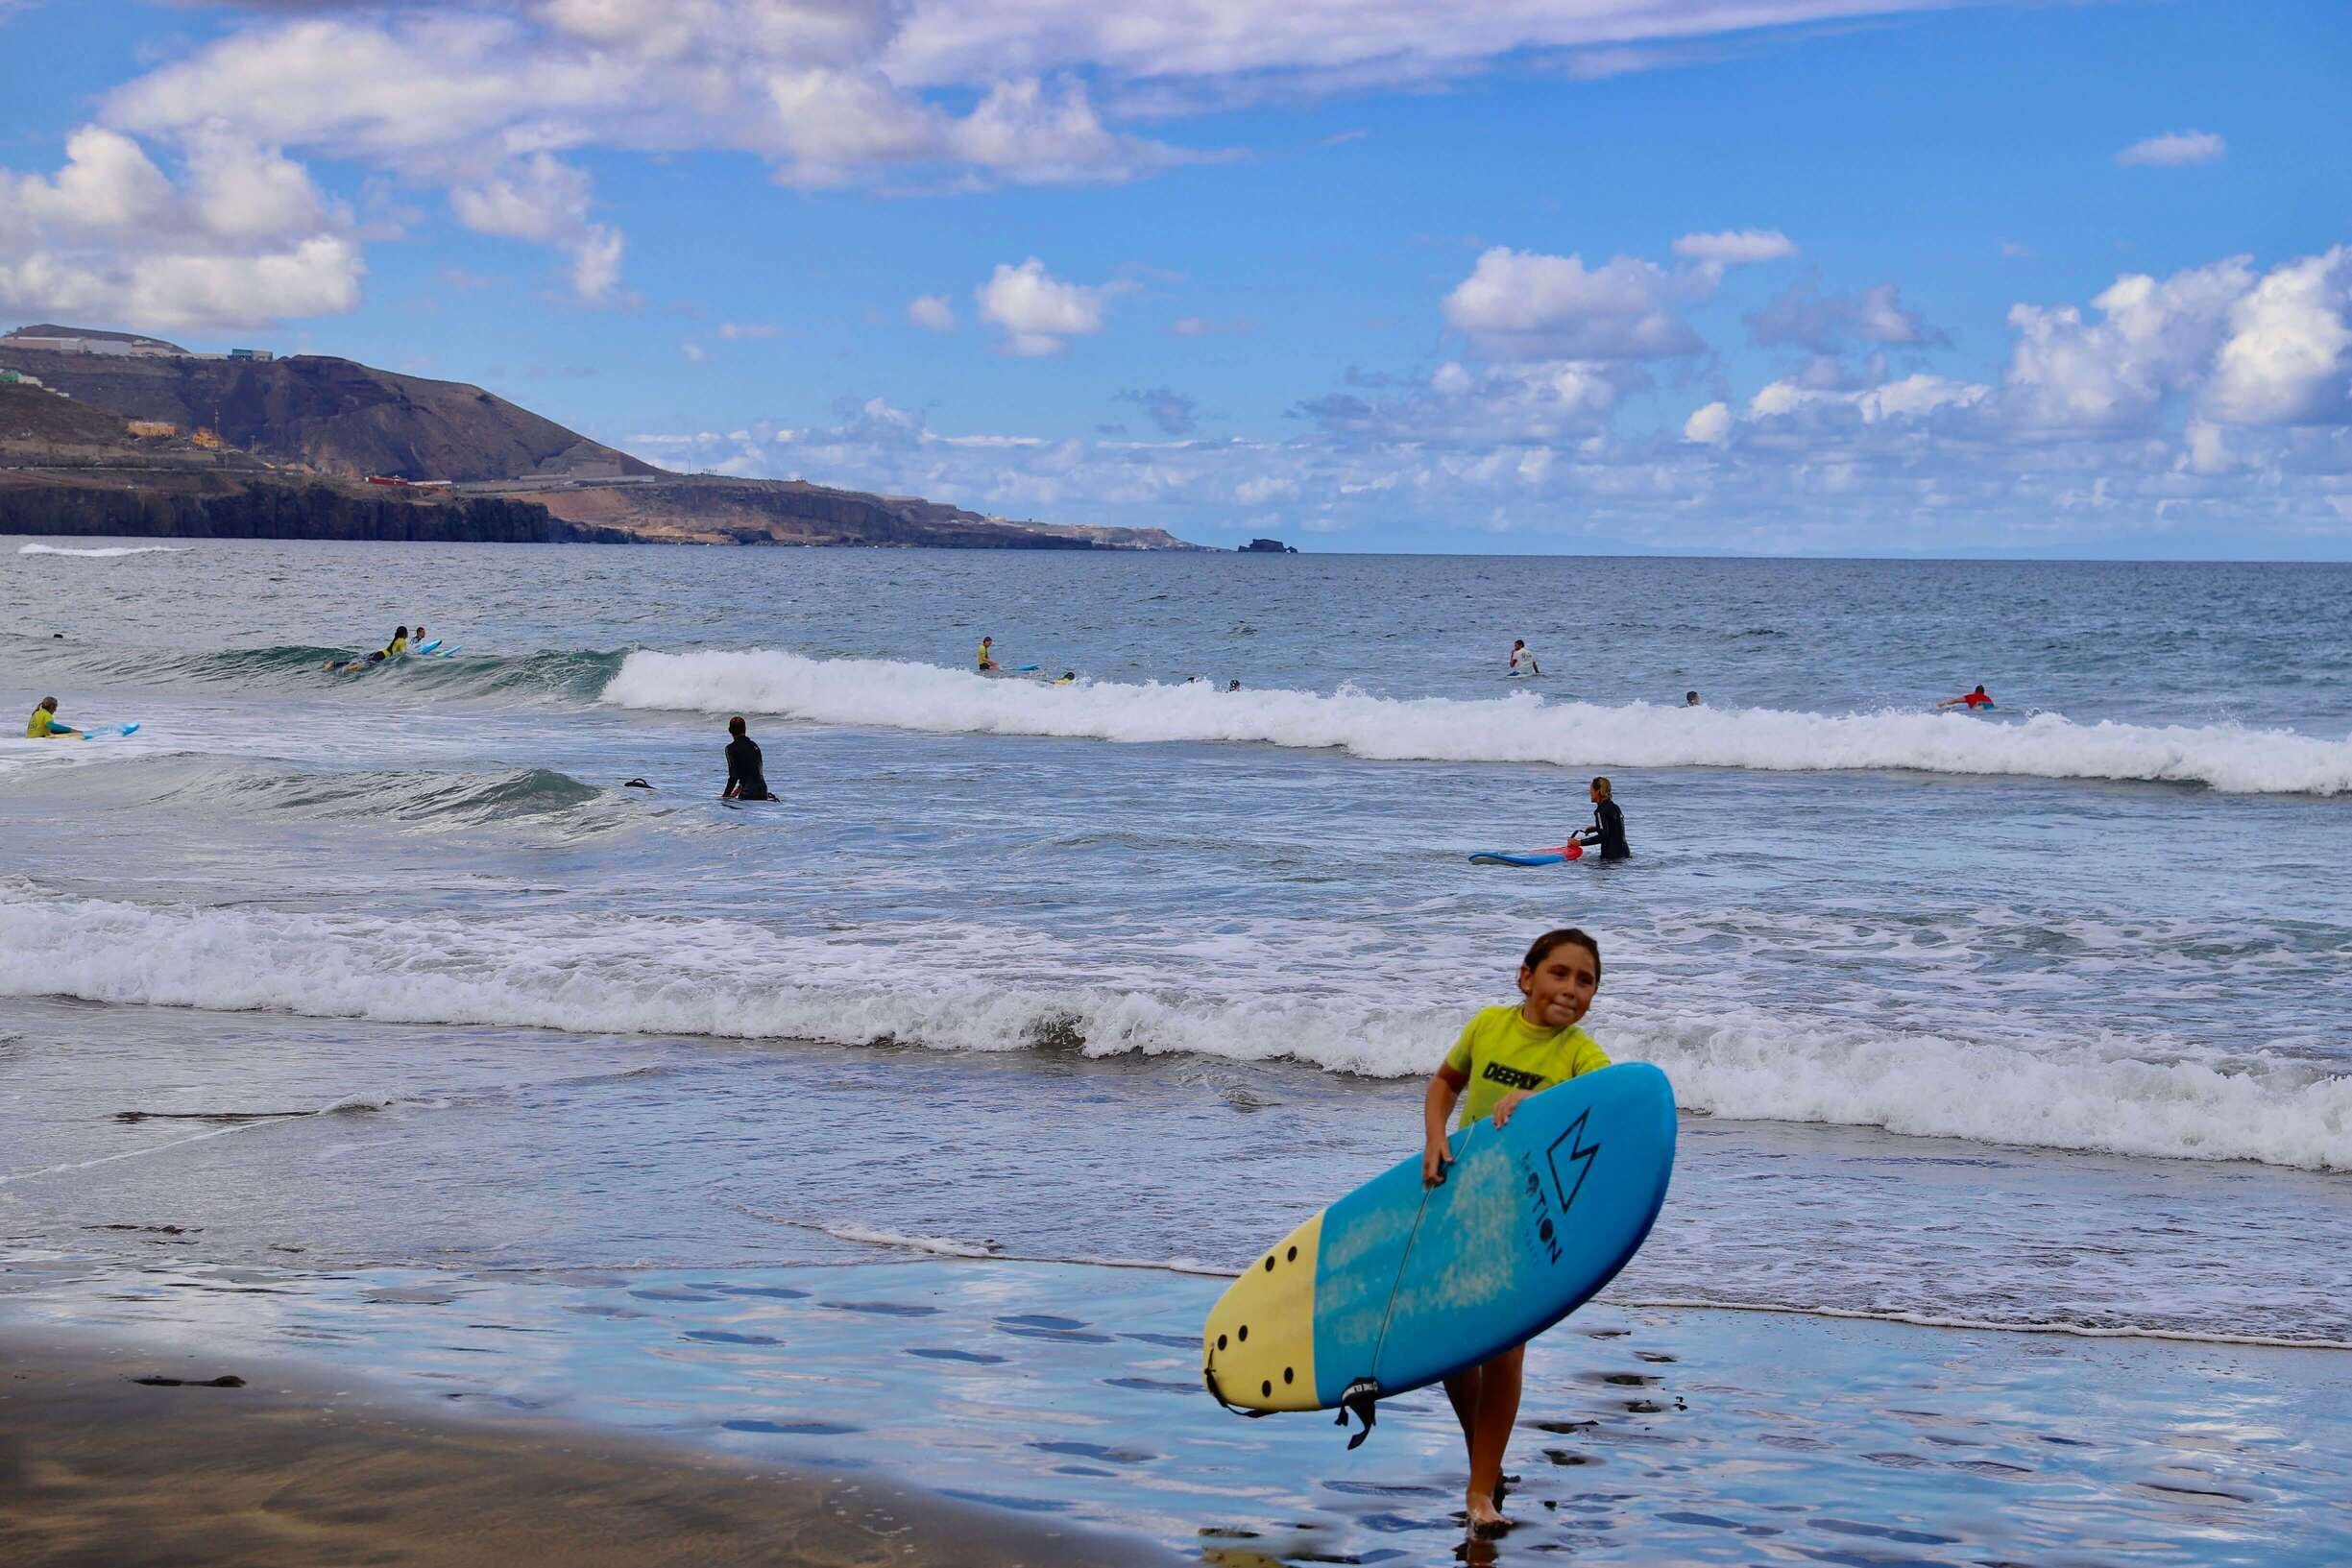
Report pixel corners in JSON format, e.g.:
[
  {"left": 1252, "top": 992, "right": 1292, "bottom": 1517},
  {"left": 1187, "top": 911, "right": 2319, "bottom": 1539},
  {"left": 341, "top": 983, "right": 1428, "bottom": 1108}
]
[
  {"left": 1421, "top": 929, "right": 1612, "bottom": 1534},
  {"left": 323, "top": 625, "right": 409, "bottom": 673}
]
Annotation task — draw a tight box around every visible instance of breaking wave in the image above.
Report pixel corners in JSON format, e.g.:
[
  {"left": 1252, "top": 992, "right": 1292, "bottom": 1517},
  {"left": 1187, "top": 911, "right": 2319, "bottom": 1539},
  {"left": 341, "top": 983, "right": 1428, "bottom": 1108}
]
[
  {"left": 138, "top": 759, "right": 607, "bottom": 828},
  {"left": 70, "top": 643, "right": 631, "bottom": 703},
  {"left": 17, "top": 543, "right": 190, "bottom": 558},
  {"left": 3, "top": 887, "right": 2342, "bottom": 1171},
  {"left": 602, "top": 650, "right": 2352, "bottom": 795}
]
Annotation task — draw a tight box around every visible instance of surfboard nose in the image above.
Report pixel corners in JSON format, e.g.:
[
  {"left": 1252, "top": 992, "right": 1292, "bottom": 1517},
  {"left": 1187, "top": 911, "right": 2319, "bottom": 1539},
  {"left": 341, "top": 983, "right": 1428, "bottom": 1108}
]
[{"left": 1202, "top": 1213, "right": 1323, "bottom": 1411}]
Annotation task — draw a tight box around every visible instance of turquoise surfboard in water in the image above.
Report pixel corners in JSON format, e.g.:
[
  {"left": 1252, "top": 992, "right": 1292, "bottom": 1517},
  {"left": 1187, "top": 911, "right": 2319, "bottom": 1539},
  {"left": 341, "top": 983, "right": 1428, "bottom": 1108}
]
[{"left": 1202, "top": 1062, "right": 1675, "bottom": 1432}]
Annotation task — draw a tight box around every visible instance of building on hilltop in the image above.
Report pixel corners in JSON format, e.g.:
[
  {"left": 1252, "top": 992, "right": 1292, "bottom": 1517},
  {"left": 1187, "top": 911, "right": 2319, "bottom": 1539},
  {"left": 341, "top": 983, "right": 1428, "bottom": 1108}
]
[
  {"left": 2, "top": 326, "right": 184, "bottom": 357},
  {"left": 0, "top": 326, "right": 270, "bottom": 361}
]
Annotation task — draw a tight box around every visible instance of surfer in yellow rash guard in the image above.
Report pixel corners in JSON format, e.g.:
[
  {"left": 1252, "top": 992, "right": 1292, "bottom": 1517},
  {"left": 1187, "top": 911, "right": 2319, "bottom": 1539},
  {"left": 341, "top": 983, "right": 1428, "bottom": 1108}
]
[
  {"left": 1420, "top": 928, "right": 1611, "bottom": 1534},
  {"left": 323, "top": 626, "right": 409, "bottom": 674},
  {"left": 25, "top": 695, "right": 80, "bottom": 738},
  {"left": 977, "top": 636, "right": 998, "bottom": 672}
]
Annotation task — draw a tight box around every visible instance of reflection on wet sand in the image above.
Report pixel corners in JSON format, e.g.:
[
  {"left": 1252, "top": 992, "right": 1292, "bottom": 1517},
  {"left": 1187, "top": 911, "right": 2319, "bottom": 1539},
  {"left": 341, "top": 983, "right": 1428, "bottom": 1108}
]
[{"left": 4, "top": 1253, "right": 2344, "bottom": 1565}]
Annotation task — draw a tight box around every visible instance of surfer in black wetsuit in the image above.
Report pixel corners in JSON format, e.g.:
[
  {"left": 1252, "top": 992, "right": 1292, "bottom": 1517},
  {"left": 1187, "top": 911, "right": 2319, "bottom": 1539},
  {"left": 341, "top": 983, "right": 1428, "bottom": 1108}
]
[
  {"left": 722, "top": 714, "right": 778, "bottom": 802},
  {"left": 1574, "top": 776, "right": 1630, "bottom": 861}
]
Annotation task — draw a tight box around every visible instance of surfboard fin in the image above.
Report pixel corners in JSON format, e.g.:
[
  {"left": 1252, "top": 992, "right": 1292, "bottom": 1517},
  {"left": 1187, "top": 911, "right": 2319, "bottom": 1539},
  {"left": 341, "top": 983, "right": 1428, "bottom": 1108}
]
[{"left": 1337, "top": 1378, "right": 1379, "bottom": 1449}]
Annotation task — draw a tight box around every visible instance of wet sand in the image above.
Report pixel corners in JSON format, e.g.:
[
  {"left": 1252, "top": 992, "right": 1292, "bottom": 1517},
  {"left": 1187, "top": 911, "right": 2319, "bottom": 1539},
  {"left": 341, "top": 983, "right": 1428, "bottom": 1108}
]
[
  {"left": 0, "top": 1332, "right": 1170, "bottom": 1568},
  {"left": 5, "top": 1256, "right": 2347, "bottom": 1565}
]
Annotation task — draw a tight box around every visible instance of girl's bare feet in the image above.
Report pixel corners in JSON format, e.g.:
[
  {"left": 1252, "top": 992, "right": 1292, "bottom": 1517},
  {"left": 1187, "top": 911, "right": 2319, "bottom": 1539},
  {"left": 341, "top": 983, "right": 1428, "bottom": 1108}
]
[{"left": 1466, "top": 1492, "right": 1511, "bottom": 1533}]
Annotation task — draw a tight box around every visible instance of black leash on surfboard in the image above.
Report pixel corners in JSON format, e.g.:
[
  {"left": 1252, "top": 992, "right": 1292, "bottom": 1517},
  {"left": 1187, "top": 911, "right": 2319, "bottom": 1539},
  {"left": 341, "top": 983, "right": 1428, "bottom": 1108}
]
[{"left": 1339, "top": 1122, "right": 1475, "bottom": 1450}]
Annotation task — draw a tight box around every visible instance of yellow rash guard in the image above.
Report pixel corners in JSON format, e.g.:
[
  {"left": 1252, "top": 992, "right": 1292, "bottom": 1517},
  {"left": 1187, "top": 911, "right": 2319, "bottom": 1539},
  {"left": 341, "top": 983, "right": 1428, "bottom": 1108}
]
[
  {"left": 1443, "top": 1003, "right": 1611, "bottom": 1128},
  {"left": 26, "top": 706, "right": 61, "bottom": 738}
]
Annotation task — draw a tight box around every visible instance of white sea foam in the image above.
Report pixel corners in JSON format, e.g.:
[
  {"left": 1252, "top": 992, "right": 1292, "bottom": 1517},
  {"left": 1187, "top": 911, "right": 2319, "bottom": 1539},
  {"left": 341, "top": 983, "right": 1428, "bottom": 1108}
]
[
  {"left": 1609, "top": 1296, "right": 2352, "bottom": 1352},
  {"left": 822, "top": 1225, "right": 1005, "bottom": 1259},
  {"left": 805, "top": 1226, "right": 2352, "bottom": 1343},
  {"left": 4, "top": 887, "right": 2343, "bottom": 1171},
  {"left": 603, "top": 650, "right": 2352, "bottom": 795},
  {"left": 17, "top": 543, "right": 190, "bottom": 558}
]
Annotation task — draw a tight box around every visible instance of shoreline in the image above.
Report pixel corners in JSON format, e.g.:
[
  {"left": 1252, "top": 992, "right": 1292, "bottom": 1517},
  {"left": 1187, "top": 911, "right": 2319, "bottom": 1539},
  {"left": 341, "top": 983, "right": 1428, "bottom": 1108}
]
[
  {"left": 5, "top": 1252, "right": 2346, "bottom": 1565},
  {"left": 0, "top": 1327, "right": 1172, "bottom": 1568}
]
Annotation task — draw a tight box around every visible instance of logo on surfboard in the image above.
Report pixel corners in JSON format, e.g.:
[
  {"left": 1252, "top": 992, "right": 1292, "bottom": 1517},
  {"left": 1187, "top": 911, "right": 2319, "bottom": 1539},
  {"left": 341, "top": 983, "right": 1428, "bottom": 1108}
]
[{"left": 1515, "top": 1109, "right": 1601, "bottom": 1268}]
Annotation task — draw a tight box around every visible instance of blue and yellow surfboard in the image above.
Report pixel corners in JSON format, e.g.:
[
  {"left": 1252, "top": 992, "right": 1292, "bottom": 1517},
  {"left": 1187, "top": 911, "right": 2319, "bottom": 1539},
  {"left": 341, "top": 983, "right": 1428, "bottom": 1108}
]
[{"left": 1202, "top": 1062, "right": 1675, "bottom": 1422}]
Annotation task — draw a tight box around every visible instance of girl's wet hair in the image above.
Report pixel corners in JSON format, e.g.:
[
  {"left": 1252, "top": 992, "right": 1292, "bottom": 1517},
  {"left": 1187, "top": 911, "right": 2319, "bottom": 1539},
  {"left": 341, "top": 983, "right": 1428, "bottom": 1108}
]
[
  {"left": 1522, "top": 927, "right": 1601, "bottom": 981},
  {"left": 728, "top": 714, "right": 747, "bottom": 736},
  {"left": 1590, "top": 776, "right": 1612, "bottom": 800}
]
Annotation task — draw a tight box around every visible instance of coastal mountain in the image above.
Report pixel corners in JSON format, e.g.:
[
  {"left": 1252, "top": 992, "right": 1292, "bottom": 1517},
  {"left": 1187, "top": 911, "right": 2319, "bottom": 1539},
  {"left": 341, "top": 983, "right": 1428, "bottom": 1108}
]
[
  {"left": 0, "top": 324, "right": 1197, "bottom": 549},
  {"left": 0, "top": 380, "right": 628, "bottom": 544},
  {"left": 0, "top": 326, "right": 656, "bottom": 483}
]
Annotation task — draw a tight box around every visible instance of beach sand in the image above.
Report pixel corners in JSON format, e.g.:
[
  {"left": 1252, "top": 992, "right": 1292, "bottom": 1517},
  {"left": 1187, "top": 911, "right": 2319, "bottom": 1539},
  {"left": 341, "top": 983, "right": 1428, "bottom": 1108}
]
[
  {"left": 0, "top": 1332, "right": 1170, "bottom": 1568},
  {"left": 4, "top": 1256, "right": 2347, "bottom": 1565}
]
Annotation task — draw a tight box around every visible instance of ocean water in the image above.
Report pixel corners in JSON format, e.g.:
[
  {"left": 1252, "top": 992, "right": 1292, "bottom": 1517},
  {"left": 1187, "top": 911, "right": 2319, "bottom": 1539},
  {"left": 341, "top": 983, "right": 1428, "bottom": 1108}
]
[{"left": 3, "top": 539, "right": 2350, "bottom": 1556}]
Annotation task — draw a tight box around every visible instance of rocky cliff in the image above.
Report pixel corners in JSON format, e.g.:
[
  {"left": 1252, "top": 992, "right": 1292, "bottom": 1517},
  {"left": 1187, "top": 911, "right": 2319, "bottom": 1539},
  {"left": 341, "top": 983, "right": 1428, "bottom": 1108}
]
[{"left": 0, "top": 469, "right": 627, "bottom": 544}]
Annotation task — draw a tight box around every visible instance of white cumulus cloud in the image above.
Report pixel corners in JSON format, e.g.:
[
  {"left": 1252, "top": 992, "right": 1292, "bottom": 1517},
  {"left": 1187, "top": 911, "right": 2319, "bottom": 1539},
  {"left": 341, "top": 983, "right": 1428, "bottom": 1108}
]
[
  {"left": 0, "top": 123, "right": 360, "bottom": 330},
  {"left": 449, "top": 154, "right": 625, "bottom": 304},
  {"left": 908, "top": 294, "right": 958, "bottom": 331},
  {"left": 2116, "top": 130, "right": 2226, "bottom": 168},
  {"left": 1672, "top": 229, "right": 1795, "bottom": 264},
  {"left": 976, "top": 257, "right": 1121, "bottom": 356},
  {"left": 1442, "top": 246, "right": 1705, "bottom": 360},
  {"left": 1684, "top": 400, "right": 1733, "bottom": 445},
  {"left": 2205, "top": 248, "right": 2352, "bottom": 426},
  {"left": 2002, "top": 257, "right": 2252, "bottom": 432}
]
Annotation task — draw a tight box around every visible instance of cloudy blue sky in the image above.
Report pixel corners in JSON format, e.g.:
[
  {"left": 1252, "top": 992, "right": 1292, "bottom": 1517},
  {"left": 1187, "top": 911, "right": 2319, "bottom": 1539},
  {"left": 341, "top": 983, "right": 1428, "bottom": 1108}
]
[{"left": 2, "top": 1, "right": 2347, "bottom": 556}]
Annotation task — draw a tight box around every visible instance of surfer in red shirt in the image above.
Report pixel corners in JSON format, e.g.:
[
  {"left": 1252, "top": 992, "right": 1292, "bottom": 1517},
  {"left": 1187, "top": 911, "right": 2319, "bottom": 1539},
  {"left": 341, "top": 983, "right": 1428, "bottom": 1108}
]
[{"left": 1936, "top": 684, "right": 1996, "bottom": 710}]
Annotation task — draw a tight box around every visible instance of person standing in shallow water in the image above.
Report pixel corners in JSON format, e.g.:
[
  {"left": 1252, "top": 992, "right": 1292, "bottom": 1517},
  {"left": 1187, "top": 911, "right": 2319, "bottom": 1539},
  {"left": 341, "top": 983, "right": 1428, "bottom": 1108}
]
[
  {"left": 1575, "top": 776, "right": 1630, "bottom": 861},
  {"left": 1420, "top": 929, "right": 1612, "bottom": 1534},
  {"left": 722, "top": 715, "right": 777, "bottom": 802}
]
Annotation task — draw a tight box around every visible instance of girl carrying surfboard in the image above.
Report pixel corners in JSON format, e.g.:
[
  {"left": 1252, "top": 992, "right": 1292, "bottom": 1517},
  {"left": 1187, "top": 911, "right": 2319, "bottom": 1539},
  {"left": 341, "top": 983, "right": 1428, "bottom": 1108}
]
[{"left": 1420, "top": 928, "right": 1611, "bottom": 1533}]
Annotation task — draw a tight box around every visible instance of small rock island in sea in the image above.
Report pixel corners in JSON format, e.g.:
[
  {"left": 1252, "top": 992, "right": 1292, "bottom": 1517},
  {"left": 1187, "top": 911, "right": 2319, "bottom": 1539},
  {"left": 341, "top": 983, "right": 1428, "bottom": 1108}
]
[{"left": 1239, "top": 537, "right": 1297, "bottom": 553}]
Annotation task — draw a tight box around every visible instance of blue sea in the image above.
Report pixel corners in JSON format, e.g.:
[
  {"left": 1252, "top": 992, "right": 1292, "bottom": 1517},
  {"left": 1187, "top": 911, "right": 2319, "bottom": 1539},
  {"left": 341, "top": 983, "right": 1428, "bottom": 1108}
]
[{"left": 4, "top": 539, "right": 2348, "bottom": 1563}]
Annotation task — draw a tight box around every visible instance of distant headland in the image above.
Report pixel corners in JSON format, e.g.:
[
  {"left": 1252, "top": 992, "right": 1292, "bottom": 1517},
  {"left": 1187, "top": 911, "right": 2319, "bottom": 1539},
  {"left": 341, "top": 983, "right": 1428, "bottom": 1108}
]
[{"left": 0, "top": 324, "right": 1203, "bottom": 551}]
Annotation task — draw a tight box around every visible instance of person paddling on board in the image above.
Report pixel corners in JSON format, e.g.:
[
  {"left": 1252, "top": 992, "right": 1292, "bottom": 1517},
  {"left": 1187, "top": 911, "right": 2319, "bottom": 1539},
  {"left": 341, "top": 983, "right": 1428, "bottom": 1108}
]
[
  {"left": 1573, "top": 776, "right": 1630, "bottom": 861},
  {"left": 25, "top": 696, "right": 80, "bottom": 738},
  {"left": 1052, "top": 670, "right": 1077, "bottom": 686},
  {"left": 722, "top": 715, "right": 778, "bottom": 802},
  {"left": 1937, "top": 684, "right": 1996, "bottom": 710},
  {"left": 976, "top": 636, "right": 999, "bottom": 672},
  {"left": 1509, "top": 639, "right": 1540, "bottom": 676},
  {"left": 325, "top": 626, "right": 408, "bottom": 673},
  {"left": 1421, "top": 928, "right": 1612, "bottom": 1535}
]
